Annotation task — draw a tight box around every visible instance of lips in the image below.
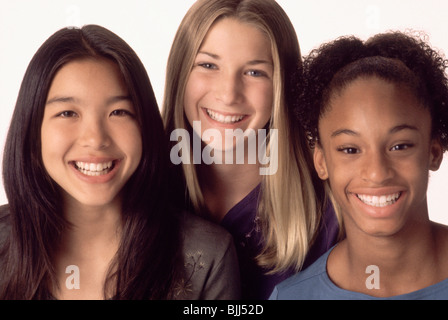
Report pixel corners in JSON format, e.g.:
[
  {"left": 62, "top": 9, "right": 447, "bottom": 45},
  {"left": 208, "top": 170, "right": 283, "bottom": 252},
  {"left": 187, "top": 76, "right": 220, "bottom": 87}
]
[{"left": 205, "top": 108, "right": 246, "bottom": 124}]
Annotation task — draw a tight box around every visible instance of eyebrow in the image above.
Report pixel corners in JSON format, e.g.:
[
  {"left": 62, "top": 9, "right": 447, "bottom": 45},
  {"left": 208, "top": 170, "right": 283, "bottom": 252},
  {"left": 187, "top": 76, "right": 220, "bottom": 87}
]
[
  {"left": 331, "top": 129, "right": 359, "bottom": 138},
  {"left": 197, "top": 51, "right": 220, "bottom": 60},
  {"left": 389, "top": 124, "right": 419, "bottom": 134},
  {"left": 331, "top": 124, "right": 419, "bottom": 138},
  {"left": 46, "top": 96, "right": 77, "bottom": 105},
  {"left": 197, "top": 51, "right": 272, "bottom": 66},
  {"left": 46, "top": 95, "right": 131, "bottom": 106}
]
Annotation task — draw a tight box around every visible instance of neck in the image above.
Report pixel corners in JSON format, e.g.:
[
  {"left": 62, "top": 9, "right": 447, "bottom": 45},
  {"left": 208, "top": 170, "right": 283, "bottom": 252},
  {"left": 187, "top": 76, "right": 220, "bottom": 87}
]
[
  {"left": 64, "top": 197, "right": 122, "bottom": 237},
  {"left": 329, "top": 214, "right": 448, "bottom": 297},
  {"left": 198, "top": 160, "right": 261, "bottom": 223},
  {"left": 53, "top": 196, "right": 122, "bottom": 299}
]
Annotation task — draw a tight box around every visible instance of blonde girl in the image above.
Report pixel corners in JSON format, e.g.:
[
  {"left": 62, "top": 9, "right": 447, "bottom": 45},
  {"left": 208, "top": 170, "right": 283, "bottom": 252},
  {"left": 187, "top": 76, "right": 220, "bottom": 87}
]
[{"left": 162, "top": 0, "right": 339, "bottom": 299}]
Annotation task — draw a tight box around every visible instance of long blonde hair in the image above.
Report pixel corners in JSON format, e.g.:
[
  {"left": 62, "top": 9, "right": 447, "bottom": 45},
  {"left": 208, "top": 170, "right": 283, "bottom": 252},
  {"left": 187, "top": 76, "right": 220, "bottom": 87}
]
[{"left": 162, "top": 0, "right": 326, "bottom": 273}]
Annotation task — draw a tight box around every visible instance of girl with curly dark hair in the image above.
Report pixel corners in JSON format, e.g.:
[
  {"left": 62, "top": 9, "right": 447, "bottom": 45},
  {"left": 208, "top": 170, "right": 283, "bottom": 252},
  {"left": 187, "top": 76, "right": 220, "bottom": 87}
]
[{"left": 270, "top": 31, "right": 448, "bottom": 299}]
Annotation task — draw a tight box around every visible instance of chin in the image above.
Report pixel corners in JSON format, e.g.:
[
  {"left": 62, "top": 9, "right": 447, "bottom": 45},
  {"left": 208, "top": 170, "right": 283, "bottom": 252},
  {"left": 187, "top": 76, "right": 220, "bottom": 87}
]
[
  {"left": 356, "top": 219, "right": 408, "bottom": 238},
  {"left": 64, "top": 192, "right": 120, "bottom": 210}
]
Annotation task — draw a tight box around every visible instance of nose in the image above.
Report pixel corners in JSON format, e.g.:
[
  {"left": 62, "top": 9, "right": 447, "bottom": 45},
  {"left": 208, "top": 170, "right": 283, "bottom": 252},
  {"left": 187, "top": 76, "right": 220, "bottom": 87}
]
[
  {"left": 78, "top": 117, "right": 111, "bottom": 150},
  {"left": 215, "top": 72, "right": 243, "bottom": 105},
  {"left": 361, "top": 150, "right": 394, "bottom": 185}
]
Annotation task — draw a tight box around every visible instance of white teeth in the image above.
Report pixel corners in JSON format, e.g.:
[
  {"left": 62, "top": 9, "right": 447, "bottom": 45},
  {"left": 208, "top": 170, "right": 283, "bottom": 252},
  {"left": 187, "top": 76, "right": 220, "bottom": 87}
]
[
  {"left": 206, "top": 109, "right": 245, "bottom": 124},
  {"left": 75, "top": 161, "right": 113, "bottom": 176},
  {"left": 356, "top": 192, "right": 401, "bottom": 207}
]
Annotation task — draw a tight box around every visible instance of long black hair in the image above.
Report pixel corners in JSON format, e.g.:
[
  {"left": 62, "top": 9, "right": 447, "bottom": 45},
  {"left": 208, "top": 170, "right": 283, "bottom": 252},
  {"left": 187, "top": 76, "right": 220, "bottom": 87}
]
[{"left": 0, "top": 25, "right": 183, "bottom": 299}]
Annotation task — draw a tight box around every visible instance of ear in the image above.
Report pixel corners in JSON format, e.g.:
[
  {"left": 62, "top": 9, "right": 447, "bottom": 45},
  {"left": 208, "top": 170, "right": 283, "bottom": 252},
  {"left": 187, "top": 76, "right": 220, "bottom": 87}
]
[
  {"left": 429, "top": 138, "right": 444, "bottom": 171},
  {"left": 313, "top": 143, "right": 329, "bottom": 180}
]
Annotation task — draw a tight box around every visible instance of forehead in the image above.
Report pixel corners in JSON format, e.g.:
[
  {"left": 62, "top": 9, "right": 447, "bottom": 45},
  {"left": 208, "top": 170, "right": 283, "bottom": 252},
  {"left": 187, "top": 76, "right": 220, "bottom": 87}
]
[
  {"left": 320, "top": 77, "right": 431, "bottom": 136},
  {"left": 47, "top": 58, "right": 127, "bottom": 97},
  {"left": 53, "top": 58, "right": 121, "bottom": 81},
  {"left": 199, "top": 17, "right": 272, "bottom": 59}
]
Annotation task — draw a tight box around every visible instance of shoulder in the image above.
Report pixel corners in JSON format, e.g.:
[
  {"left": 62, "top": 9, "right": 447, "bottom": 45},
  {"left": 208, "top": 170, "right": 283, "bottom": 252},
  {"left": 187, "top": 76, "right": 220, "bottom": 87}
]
[
  {"left": 182, "top": 212, "right": 234, "bottom": 249},
  {"left": 175, "top": 212, "right": 240, "bottom": 300},
  {"left": 432, "top": 222, "right": 448, "bottom": 278},
  {"left": 0, "top": 204, "right": 10, "bottom": 221},
  {"left": 270, "top": 248, "right": 333, "bottom": 300},
  {"left": 180, "top": 212, "right": 235, "bottom": 271}
]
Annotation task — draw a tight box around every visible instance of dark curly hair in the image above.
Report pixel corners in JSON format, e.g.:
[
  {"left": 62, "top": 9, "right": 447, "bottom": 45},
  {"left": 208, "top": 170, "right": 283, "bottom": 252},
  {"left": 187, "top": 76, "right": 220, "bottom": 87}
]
[{"left": 295, "top": 31, "right": 448, "bottom": 151}]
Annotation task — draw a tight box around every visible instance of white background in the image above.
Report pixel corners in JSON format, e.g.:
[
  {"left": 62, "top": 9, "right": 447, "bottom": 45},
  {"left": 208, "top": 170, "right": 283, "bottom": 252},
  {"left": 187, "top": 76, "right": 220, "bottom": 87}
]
[{"left": 0, "top": 0, "right": 447, "bottom": 224}]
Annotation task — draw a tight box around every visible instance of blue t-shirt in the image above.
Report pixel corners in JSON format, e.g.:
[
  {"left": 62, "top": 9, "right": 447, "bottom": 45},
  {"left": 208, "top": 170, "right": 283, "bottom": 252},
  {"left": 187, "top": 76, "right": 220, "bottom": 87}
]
[{"left": 270, "top": 247, "right": 448, "bottom": 300}]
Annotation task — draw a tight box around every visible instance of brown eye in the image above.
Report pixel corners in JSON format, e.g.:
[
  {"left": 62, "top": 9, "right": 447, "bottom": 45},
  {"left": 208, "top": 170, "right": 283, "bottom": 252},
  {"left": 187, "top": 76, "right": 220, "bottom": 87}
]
[
  {"left": 338, "top": 147, "right": 359, "bottom": 154},
  {"left": 390, "top": 144, "right": 413, "bottom": 151},
  {"left": 58, "top": 110, "right": 78, "bottom": 118},
  {"left": 110, "top": 109, "right": 133, "bottom": 117}
]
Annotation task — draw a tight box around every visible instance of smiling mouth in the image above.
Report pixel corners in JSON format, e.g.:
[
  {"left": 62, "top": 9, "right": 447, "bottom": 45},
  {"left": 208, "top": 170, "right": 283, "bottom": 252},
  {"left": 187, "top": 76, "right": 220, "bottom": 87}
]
[
  {"left": 205, "top": 108, "right": 246, "bottom": 124},
  {"left": 73, "top": 161, "right": 115, "bottom": 176},
  {"left": 356, "top": 192, "right": 402, "bottom": 207}
]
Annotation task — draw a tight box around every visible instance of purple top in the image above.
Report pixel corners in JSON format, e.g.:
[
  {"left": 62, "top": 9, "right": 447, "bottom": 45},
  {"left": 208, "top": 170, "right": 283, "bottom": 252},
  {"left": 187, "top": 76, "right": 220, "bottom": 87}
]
[{"left": 220, "top": 184, "right": 339, "bottom": 300}]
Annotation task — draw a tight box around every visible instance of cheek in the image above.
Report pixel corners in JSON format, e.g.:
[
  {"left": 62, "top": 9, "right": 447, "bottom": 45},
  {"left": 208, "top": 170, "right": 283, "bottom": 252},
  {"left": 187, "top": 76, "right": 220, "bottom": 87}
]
[
  {"left": 183, "top": 74, "right": 207, "bottom": 124},
  {"left": 119, "top": 126, "right": 143, "bottom": 168},
  {"left": 251, "top": 83, "right": 273, "bottom": 120},
  {"left": 399, "top": 157, "right": 430, "bottom": 196},
  {"left": 40, "top": 122, "right": 71, "bottom": 165},
  {"left": 324, "top": 155, "right": 354, "bottom": 199}
]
